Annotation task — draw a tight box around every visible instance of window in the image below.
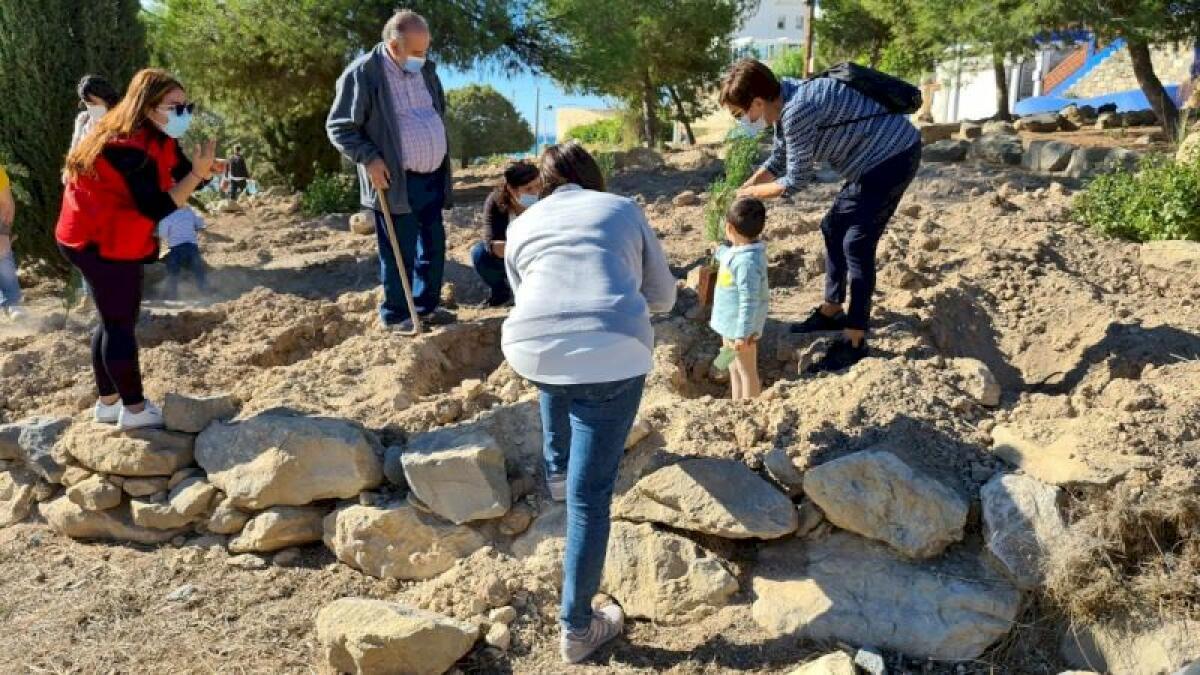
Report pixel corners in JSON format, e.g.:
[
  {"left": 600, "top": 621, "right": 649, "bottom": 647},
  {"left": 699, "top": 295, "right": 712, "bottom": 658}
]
[{"left": 777, "top": 16, "right": 786, "bottom": 29}]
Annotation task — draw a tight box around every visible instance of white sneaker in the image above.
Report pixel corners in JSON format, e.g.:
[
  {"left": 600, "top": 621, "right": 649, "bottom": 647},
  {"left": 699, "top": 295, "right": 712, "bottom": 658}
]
[
  {"left": 118, "top": 401, "right": 164, "bottom": 430},
  {"left": 561, "top": 604, "right": 625, "bottom": 664},
  {"left": 93, "top": 399, "right": 121, "bottom": 424},
  {"left": 6, "top": 307, "right": 26, "bottom": 321},
  {"left": 547, "top": 473, "right": 567, "bottom": 503}
]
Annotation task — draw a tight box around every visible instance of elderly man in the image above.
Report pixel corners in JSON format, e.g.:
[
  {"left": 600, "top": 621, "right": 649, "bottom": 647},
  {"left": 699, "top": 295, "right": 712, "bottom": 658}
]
[{"left": 327, "top": 9, "right": 454, "bottom": 333}]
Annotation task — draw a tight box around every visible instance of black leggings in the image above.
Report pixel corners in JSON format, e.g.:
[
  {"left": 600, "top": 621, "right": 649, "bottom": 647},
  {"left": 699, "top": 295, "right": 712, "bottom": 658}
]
[{"left": 58, "top": 244, "right": 146, "bottom": 406}]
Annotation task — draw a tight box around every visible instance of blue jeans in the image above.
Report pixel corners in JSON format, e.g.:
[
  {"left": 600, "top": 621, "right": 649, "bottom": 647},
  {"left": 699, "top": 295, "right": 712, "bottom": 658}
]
[
  {"left": 536, "top": 375, "right": 647, "bottom": 632},
  {"left": 470, "top": 241, "right": 511, "bottom": 303},
  {"left": 374, "top": 168, "right": 446, "bottom": 325},
  {"left": 821, "top": 141, "right": 921, "bottom": 331},
  {"left": 164, "top": 243, "right": 207, "bottom": 298},
  {"left": 0, "top": 251, "right": 22, "bottom": 308}
]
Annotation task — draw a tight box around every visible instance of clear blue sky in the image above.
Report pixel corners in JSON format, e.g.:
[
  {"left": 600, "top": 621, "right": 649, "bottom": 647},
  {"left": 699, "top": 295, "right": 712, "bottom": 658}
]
[{"left": 439, "top": 66, "right": 612, "bottom": 140}]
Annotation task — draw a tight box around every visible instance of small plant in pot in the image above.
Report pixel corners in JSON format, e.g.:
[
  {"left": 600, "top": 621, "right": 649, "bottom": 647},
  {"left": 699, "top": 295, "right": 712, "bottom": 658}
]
[{"left": 695, "top": 132, "right": 761, "bottom": 309}]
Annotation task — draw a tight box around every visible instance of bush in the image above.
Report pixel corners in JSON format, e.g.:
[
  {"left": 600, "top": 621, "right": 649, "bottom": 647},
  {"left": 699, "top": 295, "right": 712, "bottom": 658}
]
[
  {"left": 1073, "top": 155, "right": 1200, "bottom": 242},
  {"left": 563, "top": 118, "right": 624, "bottom": 146},
  {"left": 771, "top": 49, "right": 809, "bottom": 79},
  {"left": 301, "top": 171, "right": 359, "bottom": 216},
  {"left": 703, "top": 133, "right": 762, "bottom": 242}
]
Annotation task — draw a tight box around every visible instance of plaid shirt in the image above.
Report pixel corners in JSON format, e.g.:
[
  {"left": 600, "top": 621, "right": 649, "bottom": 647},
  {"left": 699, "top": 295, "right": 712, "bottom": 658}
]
[{"left": 382, "top": 55, "right": 447, "bottom": 173}]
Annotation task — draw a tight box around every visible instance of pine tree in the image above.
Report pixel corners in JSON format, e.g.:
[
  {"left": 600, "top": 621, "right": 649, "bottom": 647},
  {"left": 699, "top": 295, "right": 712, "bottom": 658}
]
[{"left": 0, "top": 0, "right": 147, "bottom": 272}]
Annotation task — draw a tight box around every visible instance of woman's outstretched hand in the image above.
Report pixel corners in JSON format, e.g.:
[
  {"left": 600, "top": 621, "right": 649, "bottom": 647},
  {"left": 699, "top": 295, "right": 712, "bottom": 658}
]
[{"left": 191, "top": 139, "right": 218, "bottom": 179}]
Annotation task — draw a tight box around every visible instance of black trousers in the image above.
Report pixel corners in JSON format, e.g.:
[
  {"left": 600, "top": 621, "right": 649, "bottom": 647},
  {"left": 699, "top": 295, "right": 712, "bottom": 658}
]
[
  {"left": 58, "top": 244, "right": 146, "bottom": 406},
  {"left": 820, "top": 141, "right": 922, "bottom": 331}
]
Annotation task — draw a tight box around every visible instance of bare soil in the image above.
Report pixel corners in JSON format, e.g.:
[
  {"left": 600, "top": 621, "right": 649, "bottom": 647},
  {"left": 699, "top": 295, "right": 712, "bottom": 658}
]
[{"left": 1, "top": 146, "right": 1198, "bottom": 674}]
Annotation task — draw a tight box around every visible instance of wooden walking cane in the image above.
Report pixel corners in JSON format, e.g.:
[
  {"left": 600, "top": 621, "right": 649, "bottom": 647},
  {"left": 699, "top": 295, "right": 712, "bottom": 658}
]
[{"left": 376, "top": 187, "right": 424, "bottom": 335}]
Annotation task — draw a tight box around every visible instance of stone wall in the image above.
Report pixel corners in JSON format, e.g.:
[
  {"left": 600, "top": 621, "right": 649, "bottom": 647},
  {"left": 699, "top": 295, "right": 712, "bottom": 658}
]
[{"left": 1068, "top": 44, "right": 1192, "bottom": 99}]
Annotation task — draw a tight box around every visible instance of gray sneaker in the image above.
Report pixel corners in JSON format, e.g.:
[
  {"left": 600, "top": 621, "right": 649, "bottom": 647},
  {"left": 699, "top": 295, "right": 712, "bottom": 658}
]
[{"left": 560, "top": 604, "right": 624, "bottom": 664}]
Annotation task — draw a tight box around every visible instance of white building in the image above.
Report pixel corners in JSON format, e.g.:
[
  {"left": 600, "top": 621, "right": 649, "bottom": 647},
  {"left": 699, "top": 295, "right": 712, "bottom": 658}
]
[{"left": 732, "top": 0, "right": 810, "bottom": 62}]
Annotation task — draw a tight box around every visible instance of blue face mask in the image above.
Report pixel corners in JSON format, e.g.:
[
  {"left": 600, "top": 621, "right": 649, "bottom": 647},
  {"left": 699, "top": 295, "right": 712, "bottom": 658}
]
[
  {"left": 517, "top": 194, "right": 539, "bottom": 209},
  {"left": 404, "top": 56, "right": 426, "bottom": 73},
  {"left": 738, "top": 115, "right": 768, "bottom": 137},
  {"left": 157, "top": 110, "right": 193, "bottom": 139}
]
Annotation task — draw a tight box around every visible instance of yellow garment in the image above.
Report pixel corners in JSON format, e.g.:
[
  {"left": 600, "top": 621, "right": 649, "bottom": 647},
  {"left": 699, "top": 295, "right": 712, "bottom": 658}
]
[{"left": 0, "top": 165, "right": 8, "bottom": 192}]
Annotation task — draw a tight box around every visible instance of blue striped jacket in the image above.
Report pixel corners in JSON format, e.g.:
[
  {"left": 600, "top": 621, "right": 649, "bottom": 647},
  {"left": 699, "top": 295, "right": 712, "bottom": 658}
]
[{"left": 763, "top": 77, "right": 921, "bottom": 196}]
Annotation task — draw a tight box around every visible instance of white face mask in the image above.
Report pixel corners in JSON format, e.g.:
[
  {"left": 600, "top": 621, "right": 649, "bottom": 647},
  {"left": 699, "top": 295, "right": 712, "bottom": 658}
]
[
  {"left": 738, "top": 115, "right": 768, "bottom": 136},
  {"left": 517, "top": 194, "right": 539, "bottom": 209},
  {"left": 85, "top": 104, "right": 106, "bottom": 123}
]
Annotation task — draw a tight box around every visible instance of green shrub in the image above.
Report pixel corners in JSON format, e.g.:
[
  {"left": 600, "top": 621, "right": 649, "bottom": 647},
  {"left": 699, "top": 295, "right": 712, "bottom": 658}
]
[
  {"left": 1074, "top": 155, "right": 1200, "bottom": 242},
  {"left": 771, "top": 49, "right": 809, "bottom": 79},
  {"left": 563, "top": 118, "right": 624, "bottom": 146},
  {"left": 301, "top": 170, "right": 360, "bottom": 216},
  {"left": 703, "top": 133, "right": 762, "bottom": 243}
]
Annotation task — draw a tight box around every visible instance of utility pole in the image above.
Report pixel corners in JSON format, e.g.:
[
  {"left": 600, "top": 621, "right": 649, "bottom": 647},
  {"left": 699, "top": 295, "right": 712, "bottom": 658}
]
[
  {"left": 803, "top": 0, "right": 817, "bottom": 76},
  {"left": 533, "top": 86, "right": 541, "bottom": 156}
]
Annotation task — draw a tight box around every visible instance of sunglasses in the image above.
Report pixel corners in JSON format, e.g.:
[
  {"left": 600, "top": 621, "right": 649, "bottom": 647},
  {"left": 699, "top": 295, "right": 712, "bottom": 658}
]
[{"left": 157, "top": 102, "right": 196, "bottom": 116}]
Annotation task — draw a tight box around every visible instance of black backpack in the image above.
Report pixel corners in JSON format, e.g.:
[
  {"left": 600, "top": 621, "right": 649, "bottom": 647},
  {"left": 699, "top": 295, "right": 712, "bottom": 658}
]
[{"left": 814, "top": 62, "right": 922, "bottom": 129}]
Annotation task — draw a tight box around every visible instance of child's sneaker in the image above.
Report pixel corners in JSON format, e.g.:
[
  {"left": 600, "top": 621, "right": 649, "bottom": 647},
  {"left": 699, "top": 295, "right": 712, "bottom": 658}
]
[
  {"left": 560, "top": 603, "right": 625, "bottom": 664},
  {"left": 547, "top": 473, "right": 567, "bottom": 502},
  {"left": 93, "top": 399, "right": 121, "bottom": 424},
  {"left": 118, "top": 401, "right": 164, "bottom": 430}
]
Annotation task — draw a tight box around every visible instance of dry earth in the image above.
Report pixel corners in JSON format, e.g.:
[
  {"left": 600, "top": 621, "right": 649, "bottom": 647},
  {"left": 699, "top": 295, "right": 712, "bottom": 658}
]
[{"left": 0, "top": 142, "right": 1198, "bottom": 674}]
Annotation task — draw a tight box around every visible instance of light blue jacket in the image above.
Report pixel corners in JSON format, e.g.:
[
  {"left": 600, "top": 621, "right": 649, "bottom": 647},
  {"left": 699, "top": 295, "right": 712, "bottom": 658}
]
[{"left": 710, "top": 242, "right": 769, "bottom": 340}]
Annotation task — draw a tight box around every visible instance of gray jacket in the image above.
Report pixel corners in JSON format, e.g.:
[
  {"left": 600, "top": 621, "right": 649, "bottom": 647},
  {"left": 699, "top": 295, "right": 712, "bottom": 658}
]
[{"left": 326, "top": 43, "right": 453, "bottom": 214}]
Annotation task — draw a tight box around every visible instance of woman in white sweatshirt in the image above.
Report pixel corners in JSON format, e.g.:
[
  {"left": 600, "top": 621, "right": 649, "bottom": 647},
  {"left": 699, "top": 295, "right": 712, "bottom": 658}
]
[{"left": 502, "top": 141, "right": 677, "bottom": 664}]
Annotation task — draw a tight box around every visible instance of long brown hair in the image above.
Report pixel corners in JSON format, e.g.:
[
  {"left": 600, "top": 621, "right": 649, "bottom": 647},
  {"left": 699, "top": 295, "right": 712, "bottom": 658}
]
[
  {"left": 65, "top": 68, "right": 185, "bottom": 180},
  {"left": 492, "top": 161, "right": 540, "bottom": 213}
]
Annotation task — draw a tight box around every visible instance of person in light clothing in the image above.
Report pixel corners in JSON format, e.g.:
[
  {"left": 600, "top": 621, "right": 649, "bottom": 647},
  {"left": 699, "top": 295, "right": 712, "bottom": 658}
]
[
  {"left": 710, "top": 197, "right": 769, "bottom": 400},
  {"left": 158, "top": 206, "right": 207, "bottom": 299},
  {"left": 502, "top": 142, "right": 677, "bottom": 664},
  {"left": 71, "top": 75, "right": 121, "bottom": 152}
]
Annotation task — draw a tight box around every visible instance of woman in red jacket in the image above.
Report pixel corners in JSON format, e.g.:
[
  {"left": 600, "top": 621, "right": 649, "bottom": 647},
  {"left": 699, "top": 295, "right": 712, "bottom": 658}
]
[{"left": 58, "top": 68, "right": 217, "bottom": 430}]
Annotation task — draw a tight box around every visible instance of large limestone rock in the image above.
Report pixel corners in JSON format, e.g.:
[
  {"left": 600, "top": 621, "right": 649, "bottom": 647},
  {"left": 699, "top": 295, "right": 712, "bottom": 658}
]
[
  {"left": 130, "top": 498, "right": 196, "bottom": 530},
  {"left": 614, "top": 457, "right": 797, "bottom": 539},
  {"left": 66, "top": 474, "right": 122, "bottom": 511},
  {"left": 950, "top": 357, "right": 1002, "bottom": 407},
  {"left": 196, "top": 414, "right": 382, "bottom": 509},
  {"left": 168, "top": 477, "right": 218, "bottom": 518},
  {"left": 1061, "top": 620, "right": 1200, "bottom": 675},
  {"left": 1140, "top": 240, "right": 1200, "bottom": 290},
  {"left": 789, "top": 652, "right": 856, "bottom": 675},
  {"left": 316, "top": 598, "right": 478, "bottom": 675},
  {"left": 401, "top": 426, "right": 511, "bottom": 524},
  {"left": 1, "top": 417, "right": 71, "bottom": 483},
  {"left": 162, "top": 392, "right": 238, "bottom": 434},
  {"left": 918, "top": 122, "right": 958, "bottom": 144},
  {"left": 1023, "top": 140, "right": 1076, "bottom": 173},
  {"left": 752, "top": 533, "right": 1021, "bottom": 661},
  {"left": 62, "top": 423, "right": 194, "bottom": 477},
  {"left": 0, "top": 468, "right": 37, "bottom": 527},
  {"left": 207, "top": 496, "right": 252, "bottom": 535},
  {"left": 229, "top": 506, "right": 326, "bottom": 553},
  {"left": 991, "top": 422, "right": 1146, "bottom": 487},
  {"left": 1015, "top": 113, "right": 1063, "bottom": 133},
  {"left": 601, "top": 521, "right": 738, "bottom": 624},
  {"left": 972, "top": 134, "right": 1024, "bottom": 165},
  {"left": 41, "top": 496, "right": 186, "bottom": 544},
  {"left": 324, "top": 503, "right": 486, "bottom": 580},
  {"left": 922, "top": 139, "right": 970, "bottom": 163},
  {"left": 802, "top": 449, "right": 967, "bottom": 559},
  {"left": 981, "top": 473, "right": 1067, "bottom": 589}
]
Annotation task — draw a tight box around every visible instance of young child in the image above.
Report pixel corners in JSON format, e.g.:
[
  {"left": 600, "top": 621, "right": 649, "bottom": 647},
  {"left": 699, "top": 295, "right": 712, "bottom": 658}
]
[
  {"left": 711, "top": 197, "right": 769, "bottom": 400},
  {"left": 158, "top": 206, "right": 208, "bottom": 300},
  {"left": 0, "top": 164, "right": 25, "bottom": 320}
]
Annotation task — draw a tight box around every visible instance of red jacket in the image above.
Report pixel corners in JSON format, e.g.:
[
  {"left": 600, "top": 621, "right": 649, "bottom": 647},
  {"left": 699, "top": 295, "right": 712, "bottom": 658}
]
[{"left": 57, "top": 125, "right": 192, "bottom": 262}]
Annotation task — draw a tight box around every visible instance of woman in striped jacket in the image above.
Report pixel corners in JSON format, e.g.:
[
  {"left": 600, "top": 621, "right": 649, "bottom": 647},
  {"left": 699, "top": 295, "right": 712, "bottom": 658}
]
[{"left": 720, "top": 59, "right": 922, "bottom": 372}]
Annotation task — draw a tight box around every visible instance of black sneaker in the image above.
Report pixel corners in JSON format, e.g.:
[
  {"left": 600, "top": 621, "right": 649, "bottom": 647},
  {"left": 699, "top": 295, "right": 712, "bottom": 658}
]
[
  {"left": 807, "top": 338, "right": 869, "bottom": 373},
  {"left": 476, "top": 294, "right": 513, "bottom": 309},
  {"left": 791, "top": 306, "right": 848, "bottom": 334},
  {"left": 418, "top": 309, "right": 458, "bottom": 326}
]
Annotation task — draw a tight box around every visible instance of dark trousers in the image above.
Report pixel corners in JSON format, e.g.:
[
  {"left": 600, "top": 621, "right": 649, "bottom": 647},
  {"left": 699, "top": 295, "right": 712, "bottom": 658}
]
[
  {"left": 821, "top": 141, "right": 922, "bottom": 331},
  {"left": 228, "top": 179, "right": 246, "bottom": 201},
  {"left": 164, "top": 242, "right": 207, "bottom": 298},
  {"left": 470, "top": 241, "right": 511, "bottom": 303},
  {"left": 374, "top": 168, "right": 446, "bottom": 325},
  {"left": 58, "top": 244, "right": 145, "bottom": 406}
]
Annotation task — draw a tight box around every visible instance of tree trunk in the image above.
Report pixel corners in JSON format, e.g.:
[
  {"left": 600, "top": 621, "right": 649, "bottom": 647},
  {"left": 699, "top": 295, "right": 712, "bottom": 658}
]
[
  {"left": 869, "top": 41, "right": 882, "bottom": 70},
  {"left": 666, "top": 86, "right": 696, "bottom": 146},
  {"left": 1128, "top": 38, "right": 1182, "bottom": 143},
  {"left": 641, "top": 70, "right": 657, "bottom": 148},
  {"left": 993, "top": 49, "right": 1011, "bottom": 121},
  {"left": 461, "top": 156, "right": 470, "bottom": 169}
]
